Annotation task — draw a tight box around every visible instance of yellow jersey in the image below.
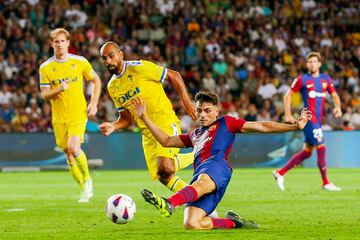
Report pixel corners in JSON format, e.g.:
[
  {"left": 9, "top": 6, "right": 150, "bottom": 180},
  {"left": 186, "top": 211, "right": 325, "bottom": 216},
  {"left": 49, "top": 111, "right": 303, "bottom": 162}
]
[
  {"left": 39, "top": 54, "right": 96, "bottom": 123},
  {"left": 107, "top": 60, "right": 179, "bottom": 136}
]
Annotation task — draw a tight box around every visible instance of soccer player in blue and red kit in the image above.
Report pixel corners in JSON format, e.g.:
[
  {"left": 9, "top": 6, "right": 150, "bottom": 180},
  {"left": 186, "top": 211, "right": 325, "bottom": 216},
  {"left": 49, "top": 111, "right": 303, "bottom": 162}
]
[
  {"left": 273, "top": 52, "right": 342, "bottom": 191},
  {"left": 130, "top": 92, "right": 311, "bottom": 230}
]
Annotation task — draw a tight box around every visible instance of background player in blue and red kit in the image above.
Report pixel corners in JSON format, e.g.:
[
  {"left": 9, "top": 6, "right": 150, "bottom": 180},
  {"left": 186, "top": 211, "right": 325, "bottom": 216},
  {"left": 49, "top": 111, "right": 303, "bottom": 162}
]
[
  {"left": 273, "top": 52, "right": 342, "bottom": 191},
  {"left": 131, "top": 92, "right": 311, "bottom": 230}
]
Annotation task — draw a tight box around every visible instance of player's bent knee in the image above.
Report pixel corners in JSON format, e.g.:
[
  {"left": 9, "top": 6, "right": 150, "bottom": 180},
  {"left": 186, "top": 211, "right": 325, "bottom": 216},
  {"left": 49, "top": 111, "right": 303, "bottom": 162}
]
[
  {"left": 184, "top": 219, "right": 201, "bottom": 230},
  {"left": 157, "top": 165, "right": 175, "bottom": 183}
]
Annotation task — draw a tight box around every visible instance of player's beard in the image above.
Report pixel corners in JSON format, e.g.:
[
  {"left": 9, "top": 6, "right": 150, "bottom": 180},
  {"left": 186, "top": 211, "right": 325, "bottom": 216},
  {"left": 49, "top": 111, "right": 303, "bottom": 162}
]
[{"left": 106, "top": 62, "right": 121, "bottom": 75}]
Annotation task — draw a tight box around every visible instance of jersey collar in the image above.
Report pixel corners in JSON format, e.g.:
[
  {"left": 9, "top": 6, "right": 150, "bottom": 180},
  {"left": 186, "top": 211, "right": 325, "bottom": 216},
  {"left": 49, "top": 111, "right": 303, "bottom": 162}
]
[
  {"left": 54, "top": 53, "right": 69, "bottom": 63},
  {"left": 115, "top": 61, "right": 127, "bottom": 78}
]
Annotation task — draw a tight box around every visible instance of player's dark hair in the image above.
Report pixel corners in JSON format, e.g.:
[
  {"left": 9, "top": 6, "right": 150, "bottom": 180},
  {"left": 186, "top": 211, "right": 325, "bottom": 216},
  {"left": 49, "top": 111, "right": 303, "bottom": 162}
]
[
  {"left": 306, "top": 52, "right": 322, "bottom": 62},
  {"left": 194, "top": 92, "right": 218, "bottom": 105}
]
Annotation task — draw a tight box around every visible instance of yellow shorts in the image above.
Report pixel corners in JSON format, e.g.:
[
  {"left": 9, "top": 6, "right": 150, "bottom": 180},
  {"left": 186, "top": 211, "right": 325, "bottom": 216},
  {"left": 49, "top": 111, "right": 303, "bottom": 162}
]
[
  {"left": 53, "top": 120, "right": 87, "bottom": 150},
  {"left": 142, "top": 122, "right": 181, "bottom": 180}
]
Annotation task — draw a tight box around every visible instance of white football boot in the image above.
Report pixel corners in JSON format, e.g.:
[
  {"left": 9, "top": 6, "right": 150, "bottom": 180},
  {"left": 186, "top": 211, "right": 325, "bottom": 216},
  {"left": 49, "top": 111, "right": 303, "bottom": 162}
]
[
  {"left": 78, "top": 190, "right": 89, "bottom": 203},
  {"left": 322, "top": 183, "right": 341, "bottom": 191},
  {"left": 84, "top": 178, "right": 94, "bottom": 199},
  {"left": 272, "top": 170, "right": 285, "bottom": 191}
]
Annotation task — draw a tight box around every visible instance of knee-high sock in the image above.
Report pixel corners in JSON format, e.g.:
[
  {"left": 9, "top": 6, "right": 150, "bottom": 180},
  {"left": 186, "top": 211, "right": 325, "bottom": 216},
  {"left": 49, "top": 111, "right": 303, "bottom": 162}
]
[
  {"left": 74, "top": 150, "right": 90, "bottom": 181},
  {"left": 67, "top": 159, "right": 84, "bottom": 190},
  {"left": 317, "top": 145, "right": 329, "bottom": 185},
  {"left": 211, "top": 218, "right": 236, "bottom": 229},
  {"left": 166, "top": 175, "right": 188, "bottom": 192},
  {"left": 278, "top": 150, "right": 312, "bottom": 176},
  {"left": 168, "top": 186, "right": 198, "bottom": 207},
  {"left": 173, "top": 153, "right": 194, "bottom": 171}
]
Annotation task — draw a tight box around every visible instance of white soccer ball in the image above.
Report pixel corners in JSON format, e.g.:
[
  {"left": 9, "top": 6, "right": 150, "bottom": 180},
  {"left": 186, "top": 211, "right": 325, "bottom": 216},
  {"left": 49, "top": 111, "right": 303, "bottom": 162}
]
[{"left": 105, "top": 194, "right": 136, "bottom": 224}]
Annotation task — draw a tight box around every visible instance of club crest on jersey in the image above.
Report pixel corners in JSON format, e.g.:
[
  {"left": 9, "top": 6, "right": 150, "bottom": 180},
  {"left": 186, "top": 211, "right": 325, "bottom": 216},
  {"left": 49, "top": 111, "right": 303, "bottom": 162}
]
[
  {"left": 71, "top": 64, "right": 76, "bottom": 69},
  {"left": 128, "top": 75, "right": 133, "bottom": 82},
  {"left": 116, "top": 87, "right": 140, "bottom": 104},
  {"left": 322, "top": 82, "right": 327, "bottom": 89},
  {"left": 209, "top": 125, "right": 217, "bottom": 131}
]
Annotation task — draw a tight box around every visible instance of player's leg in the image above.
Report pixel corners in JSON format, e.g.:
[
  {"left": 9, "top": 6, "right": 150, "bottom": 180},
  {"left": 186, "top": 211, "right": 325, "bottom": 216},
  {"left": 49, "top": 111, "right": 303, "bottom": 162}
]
[
  {"left": 141, "top": 173, "right": 215, "bottom": 217},
  {"left": 68, "top": 122, "right": 93, "bottom": 201},
  {"left": 156, "top": 122, "right": 191, "bottom": 192},
  {"left": 157, "top": 156, "right": 188, "bottom": 192},
  {"left": 54, "top": 124, "right": 84, "bottom": 191},
  {"left": 68, "top": 123, "right": 91, "bottom": 181},
  {"left": 273, "top": 124, "right": 316, "bottom": 190},
  {"left": 184, "top": 207, "right": 248, "bottom": 230},
  {"left": 273, "top": 143, "right": 313, "bottom": 190},
  {"left": 317, "top": 144, "right": 341, "bottom": 191}
]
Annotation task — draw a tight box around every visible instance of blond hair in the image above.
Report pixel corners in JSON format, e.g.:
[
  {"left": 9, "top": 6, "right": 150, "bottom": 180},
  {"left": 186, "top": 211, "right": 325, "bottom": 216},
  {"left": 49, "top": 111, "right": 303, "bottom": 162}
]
[
  {"left": 50, "top": 28, "right": 70, "bottom": 41},
  {"left": 306, "top": 52, "right": 322, "bottom": 62}
]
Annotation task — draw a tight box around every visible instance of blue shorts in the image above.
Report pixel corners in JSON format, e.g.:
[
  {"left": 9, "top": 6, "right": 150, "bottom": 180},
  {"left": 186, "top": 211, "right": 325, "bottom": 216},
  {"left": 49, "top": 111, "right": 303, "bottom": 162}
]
[
  {"left": 186, "top": 158, "right": 232, "bottom": 216},
  {"left": 303, "top": 122, "right": 324, "bottom": 146}
]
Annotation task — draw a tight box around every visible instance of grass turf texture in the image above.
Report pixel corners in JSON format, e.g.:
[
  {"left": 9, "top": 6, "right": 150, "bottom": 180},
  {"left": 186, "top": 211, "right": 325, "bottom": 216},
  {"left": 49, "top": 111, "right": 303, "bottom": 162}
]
[{"left": 0, "top": 168, "right": 359, "bottom": 240}]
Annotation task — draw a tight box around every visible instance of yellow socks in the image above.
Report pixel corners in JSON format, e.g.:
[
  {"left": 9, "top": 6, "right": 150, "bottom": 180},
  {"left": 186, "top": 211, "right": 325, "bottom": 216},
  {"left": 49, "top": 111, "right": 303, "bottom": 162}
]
[
  {"left": 74, "top": 150, "right": 90, "bottom": 181},
  {"left": 67, "top": 160, "right": 84, "bottom": 190},
  {"left": 166, "top": 175, "right": 188, "bottom": 192},
  {"left": 173, "top": 152, "right": 194, "bottom": 171}
]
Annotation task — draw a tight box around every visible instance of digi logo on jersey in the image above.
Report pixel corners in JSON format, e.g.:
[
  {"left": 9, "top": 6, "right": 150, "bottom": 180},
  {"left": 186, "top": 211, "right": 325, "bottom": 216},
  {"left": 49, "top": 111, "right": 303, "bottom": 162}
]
[
  {"left": 308, "top": 90, "right": 326, "bottom": 98},
  {"left": 117, "top": 87, "right": 140, "bottom": 104}
]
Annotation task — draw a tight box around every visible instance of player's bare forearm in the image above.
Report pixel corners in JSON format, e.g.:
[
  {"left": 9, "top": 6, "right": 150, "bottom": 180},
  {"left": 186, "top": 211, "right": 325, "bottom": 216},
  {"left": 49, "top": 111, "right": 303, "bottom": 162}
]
[
  {"left": 166, "top": 69, "right": 196, "bottom": 120},
  {"left": 242, "top": 121, "right": 299, "bottom": 133},
  {"left": 113, "top": 111, "right": 133, "bottom": 130},
  {"left": 141, "top": 114, "right": 185, "bottom": 148},
  {"left": 283, "top": 90, "right": 293, "bottom": 117},
  {"left": 89, "top": 74, "right": 102, "bottom": 106},
  {"left": 243, "top": 109, "right": 311, "bottom": 133},
  {"left": 40, "top": 86, "right": 63, "bottom": 101},
  {"left": 331, "top": 92, "right": 341, "bottom": 108}
]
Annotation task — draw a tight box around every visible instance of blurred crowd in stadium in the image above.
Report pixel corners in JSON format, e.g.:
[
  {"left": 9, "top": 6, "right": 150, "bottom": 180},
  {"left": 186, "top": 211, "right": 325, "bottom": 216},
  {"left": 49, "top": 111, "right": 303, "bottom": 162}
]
[{"left": 0, "top": 0, "right": 359, "bottom": 133}]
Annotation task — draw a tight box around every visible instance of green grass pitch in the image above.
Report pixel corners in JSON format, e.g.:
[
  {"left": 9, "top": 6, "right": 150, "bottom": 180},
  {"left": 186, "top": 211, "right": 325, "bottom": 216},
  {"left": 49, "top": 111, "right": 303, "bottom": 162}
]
[{"left": 0, "top": 168, "right": 359, "bottom": 240}]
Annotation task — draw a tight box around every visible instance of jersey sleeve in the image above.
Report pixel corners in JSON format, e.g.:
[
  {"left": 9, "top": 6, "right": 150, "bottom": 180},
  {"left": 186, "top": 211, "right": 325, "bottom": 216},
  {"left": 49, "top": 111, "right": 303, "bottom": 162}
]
[
  {"left": 142, "top": 60, "right": 167, "bottom": 83},
  {"left": 290, "top": 75, "right": 302, "bottom": 93},
  {"left": 326, "top": 76, "right": 336, "bottom": 94},
  {"left": 82, "top": 58, "right": 96, "bottom": 81},
  {"left": 179, "top": 131, "right": 193, "bottom": 147},
  {"left": 224, "top": 115, "right": 246, "bottom": 134},
  {"left": 39, "top": 66, "right": 50, "bottom": 88}
]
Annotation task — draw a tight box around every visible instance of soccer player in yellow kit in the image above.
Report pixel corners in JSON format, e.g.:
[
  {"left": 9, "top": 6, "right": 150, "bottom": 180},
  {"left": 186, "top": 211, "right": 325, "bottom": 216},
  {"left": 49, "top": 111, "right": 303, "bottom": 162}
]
[
  {"left": 39, "top": 28, "right": 102, "bottom": 203},
  {"left": 99, "top": 41, "right": 195, "bottom": 192}
]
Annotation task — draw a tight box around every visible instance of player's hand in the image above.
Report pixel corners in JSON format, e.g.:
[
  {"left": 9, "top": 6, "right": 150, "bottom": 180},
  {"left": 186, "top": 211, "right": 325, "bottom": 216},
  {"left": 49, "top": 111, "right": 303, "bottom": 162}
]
[
  {"left": 295, "top": 108, "right": 312, "bottom": 129},
  {"left": 130, "top": 97, "right": 146, "bottom": 119},
  {"left": 183, "top": 100, "right": 196, "bottom": 120},
  {"left": 87, "top": 103, "right": 98, "bottom": 118},
  {"left": 99, "top": 122, "right": 115, "bottom": 136},
  {"left": 60, "top": 79, "right": 70, "bottom": 91},
  {"left": 284, "top": 114, "right": 296, "bottom": 124},
  {"left": 333, "top": 107, "right": 342, "bottom": 118}
]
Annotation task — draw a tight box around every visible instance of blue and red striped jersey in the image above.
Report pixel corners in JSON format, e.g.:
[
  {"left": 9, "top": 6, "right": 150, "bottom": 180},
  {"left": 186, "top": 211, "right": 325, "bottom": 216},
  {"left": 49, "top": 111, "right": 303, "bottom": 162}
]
[
  {"left": 291, "top": 73, "right": 336, "bottom": 124},
  {"left": 179, "top": 115, "right": 246, "bottom": 169}
]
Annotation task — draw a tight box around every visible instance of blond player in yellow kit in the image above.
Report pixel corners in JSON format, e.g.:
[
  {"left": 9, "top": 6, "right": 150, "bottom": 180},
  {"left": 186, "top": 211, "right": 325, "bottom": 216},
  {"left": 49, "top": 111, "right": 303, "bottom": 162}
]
[
  {"left": 99, "top": 41, "right": 196, "bottom": 193},
  {"left": 39, "top": 28, "right": 102, "bottom": 203}
]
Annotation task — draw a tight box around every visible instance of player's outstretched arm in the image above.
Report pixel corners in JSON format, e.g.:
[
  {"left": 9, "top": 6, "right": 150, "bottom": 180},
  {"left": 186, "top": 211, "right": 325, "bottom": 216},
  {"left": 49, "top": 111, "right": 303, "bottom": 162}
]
[
  {"left": 87, "top": 73, "right": 102, "bottom": 117},
  {"left": 242, "top": 109, "right": 312, "bottom": 133},
  {"left": 40, "top": 80, "right": 69, "bottom": 101},
  {"left": 166, "top": 69, "right": 196, "bottom": 120},
  {"left": 130, "top": 97, "right": 185, "bottom": 148},
  {"left": 99, "top": 110, "right": 133, "bottom": 136}
]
